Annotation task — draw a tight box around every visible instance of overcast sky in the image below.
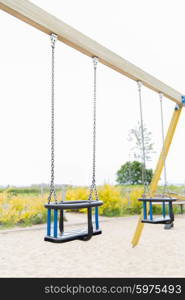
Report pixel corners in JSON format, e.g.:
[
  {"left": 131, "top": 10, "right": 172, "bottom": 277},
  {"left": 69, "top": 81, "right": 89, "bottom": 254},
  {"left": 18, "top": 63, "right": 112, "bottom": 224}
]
[{"left": 1, "top": 0, "right": 185, "bottom": 187}]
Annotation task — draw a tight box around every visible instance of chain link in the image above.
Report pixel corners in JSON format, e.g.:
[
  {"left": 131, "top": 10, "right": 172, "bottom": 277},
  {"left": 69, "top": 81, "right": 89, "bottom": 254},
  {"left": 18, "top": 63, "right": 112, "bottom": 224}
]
[
  {"left": 48, "top": 34, "right": 57, "bottom": 203},
  {"left": 159, "top": 92, "right": 169, "bottom": 196},
  {"left": 137, "top": 81, "right": 150, "bottom": 196},
  {"left": 88, "top": 57, "right": 99, "bottom": 201}
]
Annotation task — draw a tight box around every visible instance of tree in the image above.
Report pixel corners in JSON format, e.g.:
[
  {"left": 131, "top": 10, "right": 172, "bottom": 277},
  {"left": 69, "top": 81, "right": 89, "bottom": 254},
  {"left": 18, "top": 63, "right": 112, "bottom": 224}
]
[
  {"left": 128, "top": 122, "right": 155, "bottom": 162},
  {"left": 116, "top": 161, "right": 153, "bottom": 185}
]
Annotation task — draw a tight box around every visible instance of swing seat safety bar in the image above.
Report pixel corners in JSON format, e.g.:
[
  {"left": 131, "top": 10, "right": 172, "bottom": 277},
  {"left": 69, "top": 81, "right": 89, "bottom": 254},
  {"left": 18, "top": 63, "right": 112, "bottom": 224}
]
[
  {"left": 45, "top": 200, "right": 103, "bottom": 209},
  {"left": 138, "top": 197, "right": 177, "bottom": 202}
]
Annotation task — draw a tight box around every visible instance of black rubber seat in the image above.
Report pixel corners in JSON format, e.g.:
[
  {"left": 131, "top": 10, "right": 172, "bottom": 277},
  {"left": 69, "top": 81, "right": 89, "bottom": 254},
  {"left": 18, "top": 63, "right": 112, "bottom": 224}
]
[
  {"left": 45, "top": 228, "right": 102, "bottom": 243},
  {"left": 138, "top": 197, "right": 176, "bottom": 224},
  {"left": 45, "top": 200, "right": 103, "bottom": 243}
]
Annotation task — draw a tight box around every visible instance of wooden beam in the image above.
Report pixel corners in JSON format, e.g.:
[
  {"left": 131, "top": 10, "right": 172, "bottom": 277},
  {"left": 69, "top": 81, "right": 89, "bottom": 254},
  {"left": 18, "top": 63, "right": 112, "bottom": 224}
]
[{"left": 0, "top": 0, "right": 184, "bottom": 105}]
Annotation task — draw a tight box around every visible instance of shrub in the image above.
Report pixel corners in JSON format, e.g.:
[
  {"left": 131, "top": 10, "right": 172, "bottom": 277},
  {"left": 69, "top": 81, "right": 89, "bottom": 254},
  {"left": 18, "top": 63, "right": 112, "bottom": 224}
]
[
  {"left": 0, "top": 193, "right": 47, "bottom": 227},
  {"left": 98, "top": 184, "right": 125, "bottom": 216},
  {"left": 2, "top": 184, "right": 181, "bottom": 228}
]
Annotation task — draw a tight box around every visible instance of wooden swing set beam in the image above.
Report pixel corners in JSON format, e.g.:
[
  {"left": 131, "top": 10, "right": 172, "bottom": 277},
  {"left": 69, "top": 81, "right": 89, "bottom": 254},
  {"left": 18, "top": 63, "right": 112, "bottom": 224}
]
[{"left": 0, "top": 0, "right": 184, "bottom": 105}]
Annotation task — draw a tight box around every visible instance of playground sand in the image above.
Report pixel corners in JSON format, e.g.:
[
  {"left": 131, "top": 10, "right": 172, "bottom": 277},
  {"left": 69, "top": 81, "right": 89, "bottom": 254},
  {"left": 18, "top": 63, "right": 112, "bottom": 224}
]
[{"left": 0, "top": 214, "right": 185, "bottom": 277}]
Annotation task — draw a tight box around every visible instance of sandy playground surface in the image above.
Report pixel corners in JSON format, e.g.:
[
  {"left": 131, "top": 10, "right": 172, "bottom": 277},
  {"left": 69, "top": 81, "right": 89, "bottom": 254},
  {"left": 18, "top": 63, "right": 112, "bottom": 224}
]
[{"left": 0, "top": 213, "right": 185, "bottom": 277}]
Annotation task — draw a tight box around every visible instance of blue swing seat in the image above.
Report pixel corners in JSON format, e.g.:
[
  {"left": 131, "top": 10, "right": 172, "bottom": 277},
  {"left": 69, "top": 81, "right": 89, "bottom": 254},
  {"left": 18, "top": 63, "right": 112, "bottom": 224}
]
[
  {"left": 138, "top": 197, "right": 176, "bottom": 224},
  {"left": 44, "top": 200, "right": 103, "bottom": 243}
]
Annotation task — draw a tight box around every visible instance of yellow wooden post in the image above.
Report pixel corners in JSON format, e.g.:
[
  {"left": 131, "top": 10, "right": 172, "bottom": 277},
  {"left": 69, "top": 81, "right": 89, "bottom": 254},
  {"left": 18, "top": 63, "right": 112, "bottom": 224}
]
[{"left": 131, "top": 105, "right": 182, "bottom": 247}]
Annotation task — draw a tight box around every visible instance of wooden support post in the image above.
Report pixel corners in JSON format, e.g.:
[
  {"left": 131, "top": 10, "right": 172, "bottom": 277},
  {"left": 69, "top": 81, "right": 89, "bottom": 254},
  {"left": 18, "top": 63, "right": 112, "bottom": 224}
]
[
  {"left": 0, "top": 0, "right": 184, "bottom": 104},
  {"left": 131, "top": 105, "right": 182, "bottom": 247}
]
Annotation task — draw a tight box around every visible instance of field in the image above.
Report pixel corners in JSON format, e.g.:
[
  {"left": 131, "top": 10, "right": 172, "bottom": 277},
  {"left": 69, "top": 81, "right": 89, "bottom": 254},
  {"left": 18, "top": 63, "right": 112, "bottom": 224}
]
[{"left": 0, "top": 184, "right": 184, "bottom": 228}]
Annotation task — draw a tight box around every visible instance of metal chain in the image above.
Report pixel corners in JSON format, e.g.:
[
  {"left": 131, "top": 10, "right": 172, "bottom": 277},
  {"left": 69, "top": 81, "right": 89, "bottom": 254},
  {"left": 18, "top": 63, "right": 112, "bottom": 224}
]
[
  {"left": 88, "top": 57, "right": 99, "bottom": 201},
  {"left": 159, "top": 92, "right": 169, "bottom": 196},
  {"left": 48, "top": 34, "right": 57, "bottom": 203},
  {"left": 137, "top": 81, "right": 149, "bottom": 196}
]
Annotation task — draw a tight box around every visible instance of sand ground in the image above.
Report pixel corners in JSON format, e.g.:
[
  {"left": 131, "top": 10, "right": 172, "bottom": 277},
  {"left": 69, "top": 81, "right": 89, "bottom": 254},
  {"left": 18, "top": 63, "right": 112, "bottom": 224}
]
[{"left": 0, "top": 213, "right": 185, "bottom": 277}]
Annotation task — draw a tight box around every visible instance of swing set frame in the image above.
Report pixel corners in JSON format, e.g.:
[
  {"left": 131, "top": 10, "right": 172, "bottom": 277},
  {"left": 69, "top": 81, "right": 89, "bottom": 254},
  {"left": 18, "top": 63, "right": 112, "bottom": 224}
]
[{"left": 1, "top": 0, "right": 184, "bottom": 246}]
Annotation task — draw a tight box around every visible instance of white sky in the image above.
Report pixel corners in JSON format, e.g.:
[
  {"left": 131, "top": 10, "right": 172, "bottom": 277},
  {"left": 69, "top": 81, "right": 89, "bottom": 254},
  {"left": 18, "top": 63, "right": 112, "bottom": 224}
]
[{"left": 1, "top": 0, "right": 185, "bottom": 187}]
